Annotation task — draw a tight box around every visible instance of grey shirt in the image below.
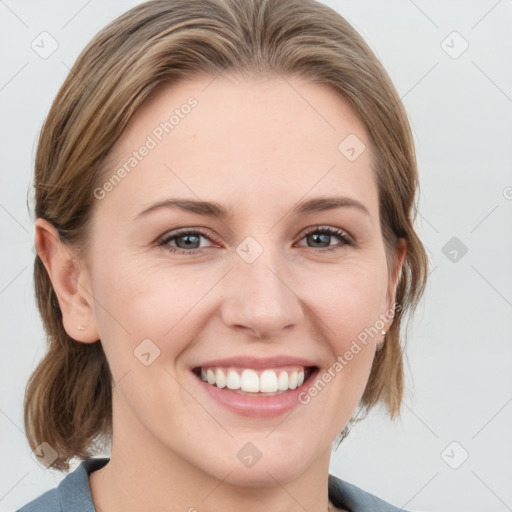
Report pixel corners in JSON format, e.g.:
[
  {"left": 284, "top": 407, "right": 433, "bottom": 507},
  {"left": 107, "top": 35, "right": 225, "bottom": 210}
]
[{"left": 16, "top": 457, "right": 409, "bottom": 511}]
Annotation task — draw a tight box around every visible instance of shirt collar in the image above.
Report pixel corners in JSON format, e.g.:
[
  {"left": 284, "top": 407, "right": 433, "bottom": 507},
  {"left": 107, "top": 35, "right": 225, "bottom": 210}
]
[{"left": 58, "top": 457, "right": 109, "bottom": 512}]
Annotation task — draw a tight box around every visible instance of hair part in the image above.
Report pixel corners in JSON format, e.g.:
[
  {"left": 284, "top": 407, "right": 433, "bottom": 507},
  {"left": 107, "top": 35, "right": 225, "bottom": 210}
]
[{"left": 27, "top": 0, "right": 428, "bottom": 471}]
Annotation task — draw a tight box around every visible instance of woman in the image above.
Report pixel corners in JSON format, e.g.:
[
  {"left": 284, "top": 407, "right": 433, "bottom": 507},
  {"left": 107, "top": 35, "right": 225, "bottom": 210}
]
[{"left": 18, "top": 0, "right": 428, "bottom": 510}]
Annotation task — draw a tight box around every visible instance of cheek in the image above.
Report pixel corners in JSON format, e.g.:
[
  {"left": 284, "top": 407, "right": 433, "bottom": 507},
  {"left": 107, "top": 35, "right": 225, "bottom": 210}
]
[
  {"left": 300, "top": 258, "right": 389, "bottom": 344},
  {"left": 89, "top": 250, "right": 209, "bottom": 363}
]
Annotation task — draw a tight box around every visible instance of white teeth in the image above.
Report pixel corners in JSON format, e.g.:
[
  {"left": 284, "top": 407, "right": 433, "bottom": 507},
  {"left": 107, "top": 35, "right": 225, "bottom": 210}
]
[
  {"left": 259, "top": 369, "right": 278, "bottom": 392},
  {"left": 240, "top": 369, "right": 260, "bottom": 392},
  {"left": 215, "top": 368, "right": 226, "bottom": 388},
  {"left": 277, "top": 371, "right": 289, "bottom": 391},
  {"left": 288, "top": 370, "right": 298, "bottom": 390},
  {"left": 198, "top": 366, "right": 310, "bottom": 393},
  {"left": 226, "top": 369, "right": 241, "bottom": 389}
]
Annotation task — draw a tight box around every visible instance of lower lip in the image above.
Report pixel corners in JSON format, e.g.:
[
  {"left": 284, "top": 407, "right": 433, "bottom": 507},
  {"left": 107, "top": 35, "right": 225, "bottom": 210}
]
[{"left": 193, "top": 369, "right": 318, "bottom": 418}]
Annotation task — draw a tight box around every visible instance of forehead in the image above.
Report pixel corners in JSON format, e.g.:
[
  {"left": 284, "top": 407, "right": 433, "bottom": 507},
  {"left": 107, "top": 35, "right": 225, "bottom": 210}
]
[{"left": 98, "top": 73, "right": 379, "bottom": 222}]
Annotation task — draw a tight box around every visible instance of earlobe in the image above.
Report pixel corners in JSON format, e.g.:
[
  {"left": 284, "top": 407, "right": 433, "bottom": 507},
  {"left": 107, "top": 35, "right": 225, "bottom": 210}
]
[{"left": 34, "top": 218, "right": 99, "bottom": 343}]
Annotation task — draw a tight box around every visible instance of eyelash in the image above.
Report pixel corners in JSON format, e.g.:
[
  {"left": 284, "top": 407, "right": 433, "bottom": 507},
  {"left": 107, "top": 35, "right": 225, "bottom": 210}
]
[{"left": 157, "top": 225, "right": 354, "bottom": 255}]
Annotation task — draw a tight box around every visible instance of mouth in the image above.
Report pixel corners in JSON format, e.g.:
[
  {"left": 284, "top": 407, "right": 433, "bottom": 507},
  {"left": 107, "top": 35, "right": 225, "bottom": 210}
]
[{"left": 192, "top": 365, "right": 318, "bottom": 396}]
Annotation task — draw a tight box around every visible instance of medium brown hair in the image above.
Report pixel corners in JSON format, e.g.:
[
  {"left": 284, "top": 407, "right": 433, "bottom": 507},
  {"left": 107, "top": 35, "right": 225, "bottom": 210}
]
[{"left": 26, "top": 0, "right": 428, "bottom": 471}]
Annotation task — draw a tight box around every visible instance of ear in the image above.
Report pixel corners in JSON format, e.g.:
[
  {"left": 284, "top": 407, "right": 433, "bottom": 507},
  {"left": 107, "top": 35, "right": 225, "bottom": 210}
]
[
  {"left": 385, "top": 237, "right": 407, "bottom": 321},
  {"left": 34, "top": 217, "right": 99, "bottom": 343}
]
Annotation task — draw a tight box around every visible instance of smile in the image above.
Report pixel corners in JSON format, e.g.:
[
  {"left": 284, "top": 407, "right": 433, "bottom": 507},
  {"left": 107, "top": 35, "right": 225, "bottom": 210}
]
[{"left": 193, "top": 366, "right": 316, "bottom": 395}]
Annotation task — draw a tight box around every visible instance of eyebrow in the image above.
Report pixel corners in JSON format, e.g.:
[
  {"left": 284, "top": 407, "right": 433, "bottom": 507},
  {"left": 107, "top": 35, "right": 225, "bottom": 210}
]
[{"left": 134, "top": 195, "right": 370, "bottom": 220}]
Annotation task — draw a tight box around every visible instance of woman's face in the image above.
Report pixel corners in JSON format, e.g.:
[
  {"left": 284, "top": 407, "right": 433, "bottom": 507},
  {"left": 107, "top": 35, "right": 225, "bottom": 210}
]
[{"left": 79, "top": 74, "right": 404, "bottom": 484}]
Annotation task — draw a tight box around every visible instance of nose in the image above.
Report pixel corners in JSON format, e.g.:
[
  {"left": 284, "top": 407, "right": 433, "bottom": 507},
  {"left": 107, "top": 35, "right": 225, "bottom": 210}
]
[{"left": 221, "top": 248, "right": 304, "bottom": 340}]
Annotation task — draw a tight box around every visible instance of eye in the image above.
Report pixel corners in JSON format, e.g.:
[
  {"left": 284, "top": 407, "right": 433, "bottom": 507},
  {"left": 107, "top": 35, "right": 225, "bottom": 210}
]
[
  {"left": 296, "top": 225, "right": 353, "bottom": 251},
  {"left": 157, "top": 225, "right": 354, "bottom": 255},
  {"left": 157, "top": 228, "right": 217, "bottom": 254}
]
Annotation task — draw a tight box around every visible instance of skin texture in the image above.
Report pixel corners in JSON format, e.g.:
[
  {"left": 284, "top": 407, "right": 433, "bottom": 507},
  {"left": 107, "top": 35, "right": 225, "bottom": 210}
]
[{"left": 36, "top": 73, "right": 406, "bottom": 512}]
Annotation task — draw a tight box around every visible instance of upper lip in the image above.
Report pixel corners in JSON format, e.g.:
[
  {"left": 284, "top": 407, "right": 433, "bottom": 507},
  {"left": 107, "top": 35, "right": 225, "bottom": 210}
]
[{"left": 192, "top": 355, "right": 318, "bottom": 370}]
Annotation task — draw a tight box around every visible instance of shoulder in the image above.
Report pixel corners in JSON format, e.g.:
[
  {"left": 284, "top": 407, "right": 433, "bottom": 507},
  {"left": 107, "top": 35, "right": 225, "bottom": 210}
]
[
  {"left": 15, "top": 457, "right": 110, "bottom": 512},
  {"left": 328, "top": 473, "right": 411, "bottom": 512},
  {"left": 15, "top": 487, "right": 60, "bottom": 512}
]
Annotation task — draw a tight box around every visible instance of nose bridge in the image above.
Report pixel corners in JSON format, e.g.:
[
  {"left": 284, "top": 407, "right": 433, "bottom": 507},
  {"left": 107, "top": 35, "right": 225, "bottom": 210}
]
[{"left": 222, "top": 238, "right": 302, "bottom": 337}]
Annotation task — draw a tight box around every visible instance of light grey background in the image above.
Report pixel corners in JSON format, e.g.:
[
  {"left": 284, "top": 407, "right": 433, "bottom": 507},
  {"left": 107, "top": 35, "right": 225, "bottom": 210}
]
[{"left": 1, "top": 1, "right": 511, "bottom": 511}]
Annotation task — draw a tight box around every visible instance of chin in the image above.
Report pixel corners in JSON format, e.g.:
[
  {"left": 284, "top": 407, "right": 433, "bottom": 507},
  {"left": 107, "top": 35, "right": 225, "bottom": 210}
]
[
  {"left": 205, "top": 436, "right": 320, "bottom": 487},
  {"left": 222, "top": 459, "right": 312, "bottom": 488}
]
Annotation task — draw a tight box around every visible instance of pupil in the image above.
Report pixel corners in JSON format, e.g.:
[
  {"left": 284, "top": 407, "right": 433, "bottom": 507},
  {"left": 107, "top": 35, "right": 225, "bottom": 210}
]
[
  {"left": 310, "top": 233, "right": 329, "bottom": 247},
  {"left": 178, "top": 234, "right": 199, "bottom": 249}
]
